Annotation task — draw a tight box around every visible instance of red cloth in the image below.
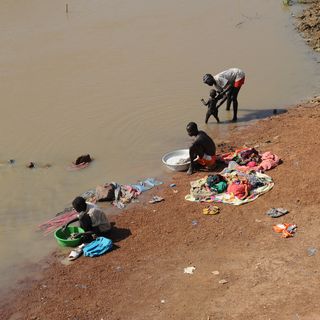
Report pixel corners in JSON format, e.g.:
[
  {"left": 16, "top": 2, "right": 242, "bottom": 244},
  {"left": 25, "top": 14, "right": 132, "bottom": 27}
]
[
  {"left": 227, "top": 181, "right": 250, "bottom": 200},
  {"left": 234, "top": 77, "right": 245, "bottom": 88}
]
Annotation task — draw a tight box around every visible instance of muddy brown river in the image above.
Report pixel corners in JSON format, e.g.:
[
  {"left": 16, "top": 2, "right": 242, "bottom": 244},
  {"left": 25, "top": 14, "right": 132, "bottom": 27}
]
[{"left": 0, "top": 0, "right": 319, "bottom": 293}]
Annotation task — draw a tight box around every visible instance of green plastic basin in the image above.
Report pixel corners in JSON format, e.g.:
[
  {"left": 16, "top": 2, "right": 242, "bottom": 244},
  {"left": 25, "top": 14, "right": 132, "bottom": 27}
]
[{"left": 54, "top": 226, "right": 85, "bottom": 247}]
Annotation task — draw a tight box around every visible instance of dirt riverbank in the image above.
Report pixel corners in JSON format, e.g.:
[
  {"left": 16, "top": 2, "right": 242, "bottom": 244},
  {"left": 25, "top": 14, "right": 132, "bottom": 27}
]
[
  {"left": 295, "top": 0, "right": 320, "bottom": 51},
  {"left": 1, "top": 3, "right": 320, "bottom": 318},
  {"left": 1, "top": 98, "right": 320, "bottom": 320}
]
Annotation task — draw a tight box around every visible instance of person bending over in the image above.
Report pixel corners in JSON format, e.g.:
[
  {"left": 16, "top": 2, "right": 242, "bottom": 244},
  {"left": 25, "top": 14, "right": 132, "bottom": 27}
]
[
  {"left": 186, "top": 122, "right": 216, "bottom": 175},
  {"left": 63, "top": 196, "right": 111, "bottom": 242},
  {"left": 201, "top": 89, "right": 224, "bottom": 124},
  {"left": 203, "top": 68, "right": 245, "bottom": 122}
]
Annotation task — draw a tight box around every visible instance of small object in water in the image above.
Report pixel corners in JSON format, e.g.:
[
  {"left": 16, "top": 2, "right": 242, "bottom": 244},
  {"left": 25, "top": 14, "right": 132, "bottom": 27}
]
[
  {"left": 149, "top": 196, "right": 164, "bottom": 204},
  {"left": 273, "top": 109, "right": 278, "bottom": 115},
  {"left": 8, "top": 159, "right": 15, "bottom": 164},
  {"left": 69, "top": 232, "right": 81, "bottom": 240},
  {"left": 176, "top": 157, "right": 190, "bottom": 165},
  {"left": 27, "top": 162, "right": 35, "bottom": 168},
  {"left": 75, "top": 154, "right": 92, "bottom": 165}
]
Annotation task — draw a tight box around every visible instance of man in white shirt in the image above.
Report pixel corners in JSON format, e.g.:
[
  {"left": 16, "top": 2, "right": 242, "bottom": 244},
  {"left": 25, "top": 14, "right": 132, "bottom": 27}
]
[{"left": 203, "top": 68, "right": 245, "bottom": 122}]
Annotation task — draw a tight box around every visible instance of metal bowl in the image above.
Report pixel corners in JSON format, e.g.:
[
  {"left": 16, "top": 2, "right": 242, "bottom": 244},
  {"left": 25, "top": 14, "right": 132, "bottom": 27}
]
[{"left": 162, "top": 149, "right": 190, "bottom": 172}]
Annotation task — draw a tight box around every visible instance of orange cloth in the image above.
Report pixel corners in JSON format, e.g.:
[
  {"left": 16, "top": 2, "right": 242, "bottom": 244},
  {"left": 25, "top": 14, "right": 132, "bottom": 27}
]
[{"left": 197, "top": 155, "right": 217, "bottom": 167}]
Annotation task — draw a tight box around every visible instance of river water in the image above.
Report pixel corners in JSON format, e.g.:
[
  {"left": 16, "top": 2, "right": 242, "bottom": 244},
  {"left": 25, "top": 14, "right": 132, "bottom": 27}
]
[{"left": 0, "top": 0, "right": 319, "bottom": 294}]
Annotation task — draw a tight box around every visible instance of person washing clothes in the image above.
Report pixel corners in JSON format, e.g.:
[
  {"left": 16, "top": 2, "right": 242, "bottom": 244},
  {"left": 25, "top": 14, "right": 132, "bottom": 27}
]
[
  {"left": 203, "top": 68, "right": 245, "bottom": 122},
  {"left": 186, "top": 122, "right": 216, "bottom": 175},
  {"left": 62, "top": 196, "right": 111, "bottom": 242}
]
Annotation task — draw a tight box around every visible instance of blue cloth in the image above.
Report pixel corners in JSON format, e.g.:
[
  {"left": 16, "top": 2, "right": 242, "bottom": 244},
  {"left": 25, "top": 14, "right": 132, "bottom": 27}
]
[
  {"left": 83, "top": 237, "right": 113, "bottom": 257},
  {"left": 131, "top": 178, "right": 163, "bottom": 193}
]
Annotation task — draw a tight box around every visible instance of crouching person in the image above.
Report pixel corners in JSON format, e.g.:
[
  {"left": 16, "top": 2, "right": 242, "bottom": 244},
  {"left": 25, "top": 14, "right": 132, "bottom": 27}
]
[
  {"left": 186, "top": 122, "right": 217, "bottom": 175},
  {"left": 63, "top": 196, "right": 111, "bottom": 242}
]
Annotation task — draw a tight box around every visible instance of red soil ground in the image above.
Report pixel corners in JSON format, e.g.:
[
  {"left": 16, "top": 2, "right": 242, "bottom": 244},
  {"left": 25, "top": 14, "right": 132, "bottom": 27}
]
[{"left": 1, "top": 99, "right": 320, "bottom": 320}]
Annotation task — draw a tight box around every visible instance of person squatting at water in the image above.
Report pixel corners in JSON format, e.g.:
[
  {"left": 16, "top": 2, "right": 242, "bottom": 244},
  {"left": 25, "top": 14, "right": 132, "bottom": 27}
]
[
  {"left": 186, "top": 122, "right": 216, "bottom": 175},
  {"left": 62, "top": 196, "right": 111, "bottom": 242},
  {"left": 203, "top": 68, "right": 245, "bottom": 122},
  {"left": 201, "top": 89, "right": 225, "bottom": 124}
]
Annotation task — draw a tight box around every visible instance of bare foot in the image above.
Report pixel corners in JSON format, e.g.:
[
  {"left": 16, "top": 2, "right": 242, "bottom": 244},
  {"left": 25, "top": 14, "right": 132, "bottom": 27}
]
[{"left": 187, "top": 167, "right": 194, "bottom": 175}]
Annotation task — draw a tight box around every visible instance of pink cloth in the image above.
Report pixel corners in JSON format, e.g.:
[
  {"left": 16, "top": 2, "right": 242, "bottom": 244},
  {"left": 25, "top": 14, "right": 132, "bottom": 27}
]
[
  {"left": 258, "top": 152, "right": 280, "bottom": 171},
  {"left": 247, "top": 161, "right": 257, "bottom": 167},
  {"left": 235, "top": 151, "right": 280, "bottom": 173}
]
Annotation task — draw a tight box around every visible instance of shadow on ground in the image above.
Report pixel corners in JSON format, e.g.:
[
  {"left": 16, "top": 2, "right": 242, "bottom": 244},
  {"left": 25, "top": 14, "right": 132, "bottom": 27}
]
[{"left": 108, "top": 224, "right": 132, "bottom": 243}]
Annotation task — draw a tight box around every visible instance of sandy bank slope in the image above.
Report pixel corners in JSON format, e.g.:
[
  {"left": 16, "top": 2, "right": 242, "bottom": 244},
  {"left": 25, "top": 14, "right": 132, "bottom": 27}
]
[
  {"left": 296, "top": 0, "right": 320, "bottom": 52},
  {"left": 2, "top": 100, "right": 320, "bottom": 320}
]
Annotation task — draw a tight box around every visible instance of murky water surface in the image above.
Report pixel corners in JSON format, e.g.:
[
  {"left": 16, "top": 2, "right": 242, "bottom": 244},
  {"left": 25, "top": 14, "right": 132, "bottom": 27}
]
[{"left": 0, "top": 0, "right": 319, "bottom": 293}]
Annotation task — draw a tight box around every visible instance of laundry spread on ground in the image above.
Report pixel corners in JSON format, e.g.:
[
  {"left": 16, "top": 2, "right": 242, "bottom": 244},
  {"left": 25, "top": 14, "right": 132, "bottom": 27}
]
[
  {"left": 87, "top": 178, "right": 163, "bottom": 209},
  {"left": 219, "top": 148, "right": 280, "bottom": 173},
  {"left": 185, "top": 170, "right": 274, "bottom": 205},
  {"left": 39, "top": 178, "right": 163, "bottom": 234}
]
